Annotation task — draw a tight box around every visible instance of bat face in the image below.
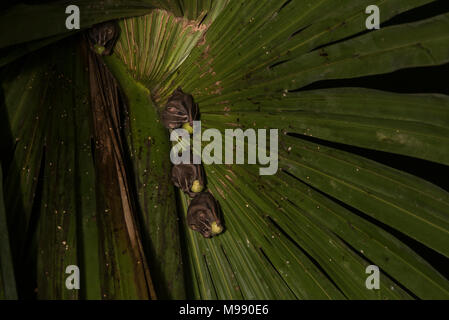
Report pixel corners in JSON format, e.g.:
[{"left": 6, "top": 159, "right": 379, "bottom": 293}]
[
  {"left": 171, "top": 164, "right": 205, "bottom": 198},
  {"left": 87, "top": 21, "right": 120, "bottom": 56},
  {"left": 187, "top": 192, "right": 223, "bottom": 238},
  {"left": 162, "top": 88, "right": 199, "bottom": 129}
]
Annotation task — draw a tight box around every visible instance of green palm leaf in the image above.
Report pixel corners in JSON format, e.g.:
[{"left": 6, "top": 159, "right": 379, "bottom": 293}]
[{"left": 207, "top": 88, "right": 449, "bottom": 164}]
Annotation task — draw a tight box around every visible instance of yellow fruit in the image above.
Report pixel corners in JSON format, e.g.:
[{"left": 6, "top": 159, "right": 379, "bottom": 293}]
[
  {"left": 211, "top": 221, "right": 223, "bottom": 236},
  {"left": 191, "top": 180, "right": 203, "bottom": 193},
  {"left": 182, "top": 122, "right": 194, "bottom": 134},
  {"left": 94, "top": 44, "right": 105, "bottom": 55}
]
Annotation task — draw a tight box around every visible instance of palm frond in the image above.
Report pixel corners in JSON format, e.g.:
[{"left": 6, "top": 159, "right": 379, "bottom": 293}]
[
  {"left": 1, "top": 37, "right": 156, "bottom": 299},
  {"left": 1, "top": 0, "right": 448, "bottom": 300}
]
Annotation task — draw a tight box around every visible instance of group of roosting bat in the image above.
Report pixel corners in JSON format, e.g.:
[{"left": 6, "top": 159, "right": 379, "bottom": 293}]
[
  {"left": 86, "top": 20, "right": 224, "bottom": 239},
  {"left": 162, "top": 88, "right": 224, "bottom": 239}
]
